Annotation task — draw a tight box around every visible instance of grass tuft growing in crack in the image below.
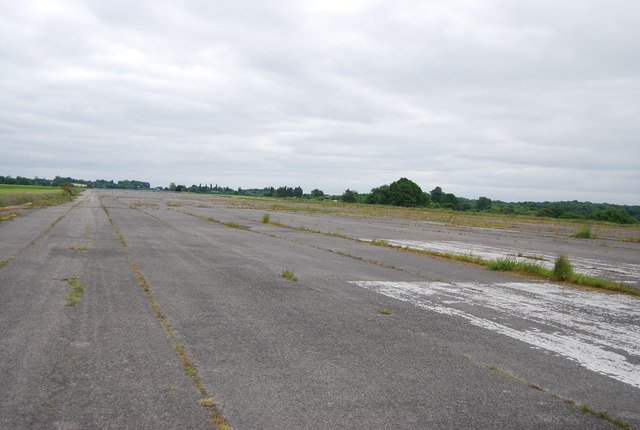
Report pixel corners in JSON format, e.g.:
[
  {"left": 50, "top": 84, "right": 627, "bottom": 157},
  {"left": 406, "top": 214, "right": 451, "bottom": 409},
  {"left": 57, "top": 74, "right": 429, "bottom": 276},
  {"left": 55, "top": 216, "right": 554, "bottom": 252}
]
[
  {"left": 281, "top": 268, "right": 297, "bottom": 281},
  {"left": 483, "top": 362, "right": 633, "bottom": 429},
  {"left": 61, "top": 278, "right": 85, "bottom": 306},
  {"left": 487, "top": 258, "right": 517, "bottom": 271},
  {"left": 99, "top": 196, "right": 232, "bottom": 429},
  {"left": 552, "top": 255, "right": 574, "bottom": 281},
  {"left": 572, "top": 226, "right": 593, "bottom": 238}
]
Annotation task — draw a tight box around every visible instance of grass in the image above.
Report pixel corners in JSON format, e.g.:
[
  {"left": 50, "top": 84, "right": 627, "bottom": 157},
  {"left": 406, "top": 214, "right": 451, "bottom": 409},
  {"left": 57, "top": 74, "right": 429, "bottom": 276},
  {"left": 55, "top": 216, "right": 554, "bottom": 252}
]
[
  {"left": 101, "top": 197, "right": 232, "bottom": 430},
  {"left": 487, "top": 258, "right": 517, "bottom": 271},
  {"left": 0, "top": 184, "right": 63, "bottom": 195},
  {"left": 552, "top": 255, "right": 574, "bottom": 281},
  {"left": 482, "top": 362, "right": 632, "bottom": 429},
  {"left": 222, "top": 221, "right": 251, "bottom": 230},
  {"left": 0, "top": 212, "right": 18, "bottom": 221},
  {"left": 261, "top": 213, "right": 270, "bottom": 223},
  {"left": 364, "top": 240, "right": 639, "bottom": 296},
  {"left": 61, "top": 278, "right": 85, "bottom": 306},
  {"left": 378, "top": 308, "right": 391, "bottom": 315},
  {"left": 281, "top": 268, "right": 297, "bottom": 281},
  {"left": 572, "top": 226, "right": 593, "bottom": 238},
  {"left": 0, "top": 184, "right": 79, "bottom": 209}
]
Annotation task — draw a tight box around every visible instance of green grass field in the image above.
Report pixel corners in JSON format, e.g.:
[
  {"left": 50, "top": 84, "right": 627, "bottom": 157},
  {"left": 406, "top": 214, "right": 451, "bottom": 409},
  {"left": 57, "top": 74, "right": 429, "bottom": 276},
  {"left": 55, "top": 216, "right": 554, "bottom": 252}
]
[
  {"left": 0, "top": 184, "right": 63, "bottom": 195},
  {"left": 0, "top": 184, "right": 68, "bottom": 208}
]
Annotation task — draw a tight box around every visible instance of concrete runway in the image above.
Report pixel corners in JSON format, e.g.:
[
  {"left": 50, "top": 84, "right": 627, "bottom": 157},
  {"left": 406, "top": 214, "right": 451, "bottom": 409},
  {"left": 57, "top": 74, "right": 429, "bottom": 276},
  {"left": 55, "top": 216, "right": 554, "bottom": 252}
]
[{"left": 1, "top": 189, "right": 638, "bottom": 429}]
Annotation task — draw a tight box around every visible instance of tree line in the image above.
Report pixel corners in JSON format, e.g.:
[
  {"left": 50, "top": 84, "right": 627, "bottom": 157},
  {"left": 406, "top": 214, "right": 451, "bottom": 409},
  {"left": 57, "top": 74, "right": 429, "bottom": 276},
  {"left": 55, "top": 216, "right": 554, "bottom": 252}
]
[
  {"left": 340, "top": 177, "right": 638, "bottom": 224},
  {"left": 0, "top": 175, "right": 150, "bottom": 190},
  {"left": 3, "top": 174, "right": 636, "bottom": 224}
]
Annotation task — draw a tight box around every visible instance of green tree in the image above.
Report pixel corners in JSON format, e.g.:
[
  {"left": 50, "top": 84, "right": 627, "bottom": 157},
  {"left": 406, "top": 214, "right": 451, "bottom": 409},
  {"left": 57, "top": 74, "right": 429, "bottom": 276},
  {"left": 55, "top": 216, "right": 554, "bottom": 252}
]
[
  {"left": 588, "top": 209, "right": 635, "bottom": 224},
  {"left": 169, "top": 182, "right": 177, "bottom": 191},
  {"left": 440, "top": 193, "right": 458, "bottom": 209},
  {"left": 366, "top": 185, "right": 391, "bottom": 204},
  {"left": 476, "top": 196, "right": 492, "bottom": 211},
  {"left": 389, "top": 177, "right": 425, "bottom": 207},
  {"left": 310, "top": 189, "right": 324, "bottom": 198},
  {"left": 342, "top": 189, "right": 358, "bottom": 203},
  {"left": 430, "top": 186, "right": 444, "bottom": 204}
]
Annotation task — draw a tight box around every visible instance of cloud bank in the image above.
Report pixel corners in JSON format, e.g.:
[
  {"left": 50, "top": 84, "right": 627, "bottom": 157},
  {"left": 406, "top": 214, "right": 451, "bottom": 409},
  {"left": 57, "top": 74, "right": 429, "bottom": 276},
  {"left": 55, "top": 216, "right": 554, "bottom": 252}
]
[{"left": 1, "top": 0, "right": 638, "bottom": 203}]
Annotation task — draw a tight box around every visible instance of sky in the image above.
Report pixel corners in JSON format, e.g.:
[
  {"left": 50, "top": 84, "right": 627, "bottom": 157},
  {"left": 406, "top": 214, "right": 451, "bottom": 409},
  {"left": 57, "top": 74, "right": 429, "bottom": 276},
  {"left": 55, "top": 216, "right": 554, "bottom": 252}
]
[{"left": 1, "top": 0, "right": 639, "bottom": 204}]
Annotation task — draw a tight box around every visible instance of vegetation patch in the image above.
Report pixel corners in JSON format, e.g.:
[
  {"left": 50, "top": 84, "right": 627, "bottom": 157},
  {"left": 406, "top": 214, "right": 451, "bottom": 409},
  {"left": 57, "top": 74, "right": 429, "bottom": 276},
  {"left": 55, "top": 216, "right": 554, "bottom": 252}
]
[
  {"left": 378, "top": 308, "right": 391, "bottom": 315},
  {"left": 552, "top": 255, "right": 574, "bottom": 281},
  {"left": 483, "top": 363, "right": 632, "bottom": 429},
  {"left": 61, "top": 278, "right": 85, "bottom": 306},
  {"left": 487, "top": 258, "right": 517, "bottom": 271},
  {"left": 261, "top": 213, "right": 270, "bottom": 223},
  {"left": 69, "top": 246, "right": 88, "bottom": 252},
  {"left": 281, "top": 268, "right": 297, "bottom": 281},
  {"left": 100, "top": 197, "right": 232, "bottom": 429},
  {"left": 517, "top": 253, "right": 546, "bottom": 261},
  {"left": 572, "top": 226, "right": 593, "bottom": 238},
  {"left": 0, "top": 212, "right": 18, "bottom": 221},
  {"left": 0, "top": 258, "right": 14, "bottom": 269},
  {"left": 222, "top": 221, "right": 251, "bottom": 230}
]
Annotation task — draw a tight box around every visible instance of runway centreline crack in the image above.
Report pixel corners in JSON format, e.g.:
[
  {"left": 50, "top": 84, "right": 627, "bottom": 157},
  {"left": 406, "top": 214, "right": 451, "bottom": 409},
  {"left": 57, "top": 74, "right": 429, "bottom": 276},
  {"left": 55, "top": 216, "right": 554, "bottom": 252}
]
[{"left": 98, "top": 195, "right": 232, "bottom": 430}]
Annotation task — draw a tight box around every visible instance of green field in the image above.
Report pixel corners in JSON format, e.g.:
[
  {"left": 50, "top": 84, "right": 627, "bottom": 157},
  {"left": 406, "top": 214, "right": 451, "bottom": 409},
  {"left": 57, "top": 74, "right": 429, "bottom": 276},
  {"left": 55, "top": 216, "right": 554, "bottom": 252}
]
[
  {"left": 0, "top": 184, "right": 63, "bottom": 195},
  {"left": 0, "top": 184, "right": 68, "bottom": 209}
]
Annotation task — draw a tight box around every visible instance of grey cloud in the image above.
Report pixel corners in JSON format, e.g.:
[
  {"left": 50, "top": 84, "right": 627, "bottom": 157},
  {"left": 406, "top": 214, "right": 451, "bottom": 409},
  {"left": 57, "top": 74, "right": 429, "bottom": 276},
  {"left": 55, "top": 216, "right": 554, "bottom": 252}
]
[{"left": 1, "top": 0, "right": 638, "bottom": 204}]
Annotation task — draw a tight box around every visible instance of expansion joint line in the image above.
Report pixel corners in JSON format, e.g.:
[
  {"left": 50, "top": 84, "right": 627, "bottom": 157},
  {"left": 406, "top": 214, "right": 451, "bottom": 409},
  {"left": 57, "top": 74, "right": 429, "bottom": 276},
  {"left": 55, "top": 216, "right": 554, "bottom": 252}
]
[
  {"left": 98, "top": 196, "right": 231, "bottom": 429},
  {"left": 0, "top": 195, "right": 85, "bottom": 271},
  {"left": 459, "top": 354, "right": 634, "bottom": 430}
]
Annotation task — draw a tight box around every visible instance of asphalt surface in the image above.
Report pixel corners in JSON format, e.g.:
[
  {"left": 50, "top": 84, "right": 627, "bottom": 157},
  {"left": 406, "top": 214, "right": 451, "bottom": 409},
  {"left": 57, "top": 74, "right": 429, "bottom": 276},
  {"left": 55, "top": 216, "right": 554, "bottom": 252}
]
[{"left": 1, "top": 189, "right": 638, "bottom": 429}]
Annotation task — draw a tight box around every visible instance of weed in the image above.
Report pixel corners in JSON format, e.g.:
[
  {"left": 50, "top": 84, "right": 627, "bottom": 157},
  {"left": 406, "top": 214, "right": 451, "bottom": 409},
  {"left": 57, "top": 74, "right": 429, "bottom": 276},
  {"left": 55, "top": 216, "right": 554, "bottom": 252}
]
[
  {"left": 198, "top": 397, "right": 216, "bottom": 407},
  {"left": 222, "top": 221, "right": 250, "bottom": 230},
  {"left": 69, "top": 246, "right": 88, "bottom": 252},
  {"left": 487, "top": 258, "right": 517, "bottom": 271},
  {"left": 484, "top": 363, "right": 632, "bottom": 429},
  {"left": 572, "top": 226, "right": 593, "bottom": 238},
  {"left": 61, "top": 278, "right": 85, "bottom": 306},
  {"left": 378, "top": 309, "right": 391, "bottom": 315},
  {"left": 517, "top": 253, "right": 546, "bottom": 261},
  {"left": 0, "top": 212, "right": 18, "bottom": 221},
  {"left": 261, "top": 213, "right": 270, "bottom": 223},
  {"left": 553, "top": 255, "right": 574, "bottom": 281},
  {"left": 281, "top": 268, "right": 297, "bottom": 281},
  {"left": 370, "top": 239, "right": 391, "bottom": 247}
]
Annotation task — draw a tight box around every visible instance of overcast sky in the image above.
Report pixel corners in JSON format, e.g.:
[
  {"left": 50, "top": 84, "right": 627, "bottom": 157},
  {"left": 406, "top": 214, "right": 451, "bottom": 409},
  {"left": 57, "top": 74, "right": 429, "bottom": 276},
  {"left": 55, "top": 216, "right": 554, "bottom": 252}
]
[{"left": 1, "top": 1, "right": 638, "bottom": 204}]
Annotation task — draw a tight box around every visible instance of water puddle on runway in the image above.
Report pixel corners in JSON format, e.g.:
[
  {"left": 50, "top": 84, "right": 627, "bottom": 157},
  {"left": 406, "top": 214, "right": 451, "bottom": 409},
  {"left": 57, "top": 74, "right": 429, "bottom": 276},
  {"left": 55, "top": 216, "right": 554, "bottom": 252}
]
[
  {"left": 370, "top": 239, "right": 640, "bottom": 287},
  {"left": 350, "top": 280, "right": 640, "bottom": 389}
]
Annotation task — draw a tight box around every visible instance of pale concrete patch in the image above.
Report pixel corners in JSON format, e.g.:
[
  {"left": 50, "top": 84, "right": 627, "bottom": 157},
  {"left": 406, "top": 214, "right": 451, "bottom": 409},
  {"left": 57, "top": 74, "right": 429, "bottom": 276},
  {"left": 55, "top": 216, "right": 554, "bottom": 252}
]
[
  {"left": 351, "top": 280, "right": 640, "bottom": 390},
  {"left": 371, "top": 238, "right": 640, "bottom": 286}
]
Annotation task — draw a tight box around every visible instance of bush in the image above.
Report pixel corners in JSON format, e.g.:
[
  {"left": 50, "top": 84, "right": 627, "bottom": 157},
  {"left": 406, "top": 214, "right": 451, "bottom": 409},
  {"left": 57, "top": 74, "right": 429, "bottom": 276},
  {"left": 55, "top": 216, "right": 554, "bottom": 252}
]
[{"left": 553, "top": 255, "right": 573, "bottom": 281}]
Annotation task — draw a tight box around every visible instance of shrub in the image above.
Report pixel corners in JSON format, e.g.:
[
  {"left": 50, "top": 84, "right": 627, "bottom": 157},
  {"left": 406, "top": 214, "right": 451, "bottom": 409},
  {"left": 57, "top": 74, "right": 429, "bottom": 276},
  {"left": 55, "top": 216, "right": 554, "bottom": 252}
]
[{"left": 553, "top": 255, "right": 574, "bottom": 281}]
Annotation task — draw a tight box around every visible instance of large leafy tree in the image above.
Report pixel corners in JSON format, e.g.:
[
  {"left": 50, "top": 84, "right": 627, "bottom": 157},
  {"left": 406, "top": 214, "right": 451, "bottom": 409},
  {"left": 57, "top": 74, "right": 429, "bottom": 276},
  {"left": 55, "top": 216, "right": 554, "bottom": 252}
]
[
  {"left": 389, "top": 177, "right": 425, "bottom": 207},
  {"left": 366, "top": 185, "right": 391, "bottom": 204}
]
